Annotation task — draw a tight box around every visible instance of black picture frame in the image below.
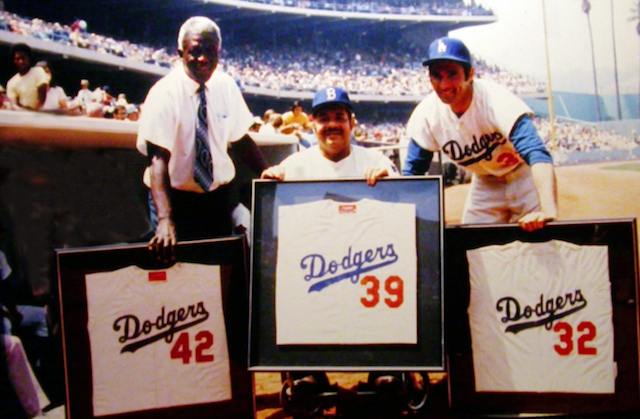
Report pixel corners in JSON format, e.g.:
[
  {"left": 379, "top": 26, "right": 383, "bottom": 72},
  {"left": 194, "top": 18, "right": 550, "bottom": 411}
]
[
  {"left": 56, "top": 237, "right": 254, "bottom": 419},
  {"left": 445, "top": 219, "right": 640, "bottom": 416},
  {"left": 248, "top": 177, "right": 445, "bottom": 371}
]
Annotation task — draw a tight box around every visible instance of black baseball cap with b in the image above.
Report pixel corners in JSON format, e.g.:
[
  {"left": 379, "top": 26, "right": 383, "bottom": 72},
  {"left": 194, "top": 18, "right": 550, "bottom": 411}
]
[
  {"left": 422, "top": 37, "right": 472, "bottom": 67},
  {"left": 311, "top": 86, "right": 353, "bottom": 114}
]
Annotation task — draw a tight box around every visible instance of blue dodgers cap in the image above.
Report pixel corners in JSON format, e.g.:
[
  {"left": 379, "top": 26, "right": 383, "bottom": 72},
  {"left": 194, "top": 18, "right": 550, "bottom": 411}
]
[
  {"left": 422, "top": 37, "right": 472, "bottom": 67},
  {"left": 311, "top": 87, "right": 353, "bottom": 114}
]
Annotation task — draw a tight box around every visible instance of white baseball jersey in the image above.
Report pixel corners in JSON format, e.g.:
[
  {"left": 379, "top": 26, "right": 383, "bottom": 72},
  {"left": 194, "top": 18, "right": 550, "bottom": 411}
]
[
  {"left": 467, "top": 240, "right": 615, "bottom": 393},
  {"left": 85, "top": 263, "right": 231, "bottom": 416},
  {"left": 406, "top": 79, "right": 531, "bottom": 177},
  {"left": 276, "top": 144, "right": 398, "bottom": 180},
  {"left": 276, "top": 198, "right": 417, "bottom": 345}
]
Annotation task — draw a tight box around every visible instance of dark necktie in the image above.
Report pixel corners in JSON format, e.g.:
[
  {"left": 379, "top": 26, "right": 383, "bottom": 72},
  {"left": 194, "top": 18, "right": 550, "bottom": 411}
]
[{"left": 194, "top": 85, "right": 213, "bottom": 191}]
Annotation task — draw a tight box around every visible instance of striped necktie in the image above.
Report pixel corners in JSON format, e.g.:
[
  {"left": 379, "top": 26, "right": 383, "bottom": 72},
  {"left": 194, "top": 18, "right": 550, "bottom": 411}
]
[{"left": 194, "top": 85, "right": 213, "bottom": 191}]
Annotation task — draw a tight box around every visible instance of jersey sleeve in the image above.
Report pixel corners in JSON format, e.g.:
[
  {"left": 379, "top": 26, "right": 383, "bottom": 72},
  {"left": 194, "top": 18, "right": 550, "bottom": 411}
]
[{"left": 510, "top": 115, "right": 553, "bottom": 165}]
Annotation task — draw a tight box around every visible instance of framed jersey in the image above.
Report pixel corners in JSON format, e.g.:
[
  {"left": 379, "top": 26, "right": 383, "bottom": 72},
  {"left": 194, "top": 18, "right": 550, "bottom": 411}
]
[
  {"left": 248, "top": 176, "right": 444, "bottom": 371},
  {"left": 446, "top": 219, "right": 640, "bottom": 416},
  {"left": 57, "top": 237, "right": 254, "bottom": 419}
]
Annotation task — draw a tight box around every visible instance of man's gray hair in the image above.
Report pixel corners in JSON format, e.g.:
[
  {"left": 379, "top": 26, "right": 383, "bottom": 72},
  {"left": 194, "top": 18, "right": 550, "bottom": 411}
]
[{"left": 177, "top": 17, "right": 221, "bottom": 51}]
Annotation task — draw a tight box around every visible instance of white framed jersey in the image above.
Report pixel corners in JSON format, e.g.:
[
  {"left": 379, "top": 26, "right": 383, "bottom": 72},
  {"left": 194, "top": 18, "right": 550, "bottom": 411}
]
[
  {"left": 275, "top": 198, "right": 417, "bottom": 345},
  {"left": 85, "top": 263, "right": 231, "bottom": 416},
  {"left": 467, "top": 240, "right": 615, "bottom": 393}
]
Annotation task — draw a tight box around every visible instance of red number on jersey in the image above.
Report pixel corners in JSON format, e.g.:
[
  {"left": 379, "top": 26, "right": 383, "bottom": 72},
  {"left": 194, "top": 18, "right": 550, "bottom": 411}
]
[
  {"left": 577, "top": 322, "right": 597, "bottom": 355},
  {"left": 553, "top": 322, "right": 573, "bottom": 356},
  {"left": 195, "top": 330, "right": 215, "bottom": 362},
  {"left": 361, "top": 276, "right": 404, "bottom": 308},
  {"left": 360, "top": 276, "right": 380, "bottom": 308},
  {"left": 384, "top": 276, "right": 404, "bottom": 308},
  {"left": 170, "top": 331, "right": 215, "bottom": 363},
  {"left": 170, "top": 332, "right": 192, "bottom": 364},
  {"left": 553, "top": 321, "right": 598, "bottom": 356}
]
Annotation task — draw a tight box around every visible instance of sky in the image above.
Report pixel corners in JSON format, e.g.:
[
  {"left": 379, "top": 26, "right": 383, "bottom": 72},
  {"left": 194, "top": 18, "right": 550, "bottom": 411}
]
[{"left": 452, "top": 0, "right": 640, "bottom": 95}]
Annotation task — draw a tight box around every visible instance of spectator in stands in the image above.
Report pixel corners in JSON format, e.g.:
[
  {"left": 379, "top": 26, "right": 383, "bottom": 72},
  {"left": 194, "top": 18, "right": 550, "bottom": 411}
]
[
  {"left": 34, "top": 61, "right": 68, "bottom": 112},
  {"left": 6, "top": 43, "right": 48, "bottom": 111},
  {"left": 90, "top": 85, "right": 104, "bottom": 104},
  {"left": 99, "top": 85, "right": 116, "bottom": 110},
  {"left": 115, "top": 93, "right": 128, "bottom": 107},
  {"left": 248, "top": 116, "right": 263, "bottom": 132},
  {"left": 74, "top": 79, "right": 93, "bottom": 113},
  {"left": 125, "top": 104, "right": 140, "bottom": 121},
  {"left": 280, "top": 100, "right": 311, "bottom": 135},
  {"left": 0, "top": 85, "right": 10, "bottom": 110},
  {"left": 261, "top": 108, "right": 275, "bottom": 124},
  {"left": 113, "top": 104, "right": 127, "bottom": 120},
  {"left": 258, "top": 113, "right": 283, "bottom": 134},
  {"left": 136, "top": 16, "right": 267, "bottom": 262}
]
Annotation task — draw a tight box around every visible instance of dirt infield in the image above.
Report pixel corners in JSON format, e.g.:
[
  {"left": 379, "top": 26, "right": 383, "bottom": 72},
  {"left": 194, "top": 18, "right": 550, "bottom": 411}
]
[
  {"left": 254, "top": 161, "right": 640, "bottom": 418},
  {"left": 444, "top": 161, "right": 640, "bottom": 224}
]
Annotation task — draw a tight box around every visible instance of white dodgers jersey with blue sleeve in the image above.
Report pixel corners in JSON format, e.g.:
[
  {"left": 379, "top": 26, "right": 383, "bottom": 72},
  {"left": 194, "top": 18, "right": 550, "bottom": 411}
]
[
  {"left": 467, "top": 240, "right": 615, "bottom": 393},
  {"left": 406, "top": 79, "right": 532, "bottom": 177},
  {"left": 276, "top": 198, "right": 417, "bottom": 345},
  {"left": 85, "top": 263, "right": 231, "bottom": 416}
]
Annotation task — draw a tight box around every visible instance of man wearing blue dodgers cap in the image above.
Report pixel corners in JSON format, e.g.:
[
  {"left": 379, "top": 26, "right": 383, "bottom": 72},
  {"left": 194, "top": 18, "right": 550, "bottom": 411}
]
[
  {"left": 261, "top": 87, "right": 411, "bottom": 395},
  {"left": 261, "top": 86, "right": 397, "bottom": 185},
  {"left": 404, "top": 37, "right": 558, "bottom": 232}
]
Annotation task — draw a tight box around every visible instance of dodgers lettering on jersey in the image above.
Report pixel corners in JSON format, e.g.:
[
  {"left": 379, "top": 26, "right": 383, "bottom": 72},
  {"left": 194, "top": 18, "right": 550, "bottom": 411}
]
[
  {"left": 276, "top": 199, "right": 418, "bottom": 345},
  {"left": 406, "top": 79, "right": 531, "bottom": 177},
  {"left": 85, "top": 263, "right": 231, "bottom": 416},
  {"left": 467, "top": 240, "right": 615, "bottom": 393}
]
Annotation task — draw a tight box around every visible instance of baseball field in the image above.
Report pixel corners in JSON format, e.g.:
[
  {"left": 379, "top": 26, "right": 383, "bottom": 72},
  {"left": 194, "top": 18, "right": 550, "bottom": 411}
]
[{"left": 253, "top": 160, "right": 640, "bottom": 419}]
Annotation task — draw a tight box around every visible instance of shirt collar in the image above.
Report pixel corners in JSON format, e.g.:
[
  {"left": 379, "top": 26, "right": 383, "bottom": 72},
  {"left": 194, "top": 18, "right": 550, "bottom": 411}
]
[{"left": 177, "top": 68, "right": 211, "bottom": 96}]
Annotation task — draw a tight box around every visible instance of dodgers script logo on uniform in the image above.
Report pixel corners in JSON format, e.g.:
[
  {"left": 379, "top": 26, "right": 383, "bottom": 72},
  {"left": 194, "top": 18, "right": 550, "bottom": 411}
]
[
  {"left": 301, "top": 244, "right": 398, "bottom": 292},
  {"left": 442, "top": 132, "right": 507, "bottom": 167},
  {"left": 496, "top": 289, "right": 587, "bottom": 334},
  {"left": 114, "top": 302, "right": 210, "bottom": 353}
]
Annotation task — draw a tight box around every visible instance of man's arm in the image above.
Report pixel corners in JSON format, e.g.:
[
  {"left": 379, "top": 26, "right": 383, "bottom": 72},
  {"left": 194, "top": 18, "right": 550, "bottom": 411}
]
[
  {"left": 147, "top": 142, "right": 176, "bottom": 262},
  {"left": 402, "top": 139, "right": 434, "bottom": 176},
  {"left": 232, "top": 134, "right": 269, "bottom": 175},
  {"left": 509, "top": 115, "right": 558, "bottom": 231},
  {"left": 518, "top": 162, "right": 558, "bottom": 232}
]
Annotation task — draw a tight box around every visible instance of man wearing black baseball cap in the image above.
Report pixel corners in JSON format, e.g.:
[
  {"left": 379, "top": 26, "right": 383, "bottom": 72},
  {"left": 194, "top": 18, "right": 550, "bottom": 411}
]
[
  {"left": 261, "top": 86, "right": 397, "bottom": 185},
  {"left": 404, "top": 37, "right": 558, "bottom": 232}
]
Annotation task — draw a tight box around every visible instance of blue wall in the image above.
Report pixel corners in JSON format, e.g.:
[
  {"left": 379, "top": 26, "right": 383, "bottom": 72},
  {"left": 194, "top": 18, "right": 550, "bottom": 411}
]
[{"left": 525, "top": 92, "right": 639, "bottom": 122}]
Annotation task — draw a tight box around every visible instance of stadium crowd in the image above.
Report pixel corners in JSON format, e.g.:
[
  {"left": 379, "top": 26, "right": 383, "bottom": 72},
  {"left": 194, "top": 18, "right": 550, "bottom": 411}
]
[
  {"left": 534, "top": 117, "right": 638, "bottom": 153},
  {"left": 0, "top": 9, "right": 544, "bottom": 97},
  {"left": 0, "top": 8, "right": 635, "bottom": 153},
  {"left": 244, "top": 0, "right": 493, "bottom": 16}
]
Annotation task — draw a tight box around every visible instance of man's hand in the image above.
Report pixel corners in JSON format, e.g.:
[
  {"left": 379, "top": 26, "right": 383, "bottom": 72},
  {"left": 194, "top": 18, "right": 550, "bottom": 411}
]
[
  {"left": 364, "top": 167, "right": 389, "bottom": 186},
  {"left": 518, "top": 211, "right": 555, "bottom": 232},
  {"left": 149, "top": 217, "right": 177, "bottom": 263},
  {"left": 261, "top": 165, "right": 285, "bottom": 181}
]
